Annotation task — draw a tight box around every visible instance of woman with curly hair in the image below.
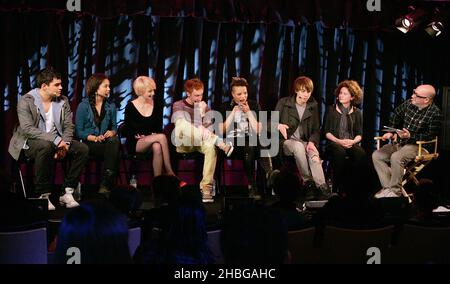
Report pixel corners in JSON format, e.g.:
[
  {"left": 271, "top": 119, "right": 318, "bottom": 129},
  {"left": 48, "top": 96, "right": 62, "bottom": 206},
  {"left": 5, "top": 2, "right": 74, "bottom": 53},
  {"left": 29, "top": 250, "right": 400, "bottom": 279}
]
[
  {"left": 323, "top": 80, "right": 366, "bottom": 193},
  {"left": 75, "top": 74, "right": 120, "bottom": 194}
]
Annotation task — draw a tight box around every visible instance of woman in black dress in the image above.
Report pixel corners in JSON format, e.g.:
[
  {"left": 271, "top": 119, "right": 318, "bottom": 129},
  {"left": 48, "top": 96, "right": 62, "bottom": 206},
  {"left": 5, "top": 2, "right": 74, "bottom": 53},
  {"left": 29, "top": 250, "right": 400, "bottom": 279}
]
[{"left": 124, "top": 76, "right": 175, "bottom": 177}]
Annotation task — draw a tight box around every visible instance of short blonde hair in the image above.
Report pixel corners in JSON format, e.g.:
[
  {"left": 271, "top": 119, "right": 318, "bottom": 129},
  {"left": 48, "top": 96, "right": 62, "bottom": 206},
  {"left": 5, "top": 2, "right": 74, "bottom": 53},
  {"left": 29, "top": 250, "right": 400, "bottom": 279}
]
[
  {"left": 334, "top": 80, "right": 363, "bottom": 104},
  {"left": 133, "top": 76, "right": 156, "bottom": 96},
  {"left": 293, "top": 76, "right": 314, "bottom": 93}
]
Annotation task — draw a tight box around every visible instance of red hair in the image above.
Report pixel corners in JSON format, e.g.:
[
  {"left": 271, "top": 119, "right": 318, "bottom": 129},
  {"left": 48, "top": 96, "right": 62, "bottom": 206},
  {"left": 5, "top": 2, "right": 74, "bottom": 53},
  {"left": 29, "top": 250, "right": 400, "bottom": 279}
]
[{"left": 184, "top": 78, "right": 204, "bottom": 93}]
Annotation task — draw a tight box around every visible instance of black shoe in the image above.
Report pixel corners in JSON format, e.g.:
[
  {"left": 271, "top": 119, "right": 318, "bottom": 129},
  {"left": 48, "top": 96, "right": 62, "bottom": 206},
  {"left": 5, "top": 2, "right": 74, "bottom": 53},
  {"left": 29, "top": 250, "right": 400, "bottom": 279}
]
[
  {"left": 99, "top": 169, "right": 116, "bottom": 193},
  {"left": 317, "top": 184, "right": 333, "bottom": 200},
  {"left": 304, "top": 181, "right": 317, "bottom": 201}
]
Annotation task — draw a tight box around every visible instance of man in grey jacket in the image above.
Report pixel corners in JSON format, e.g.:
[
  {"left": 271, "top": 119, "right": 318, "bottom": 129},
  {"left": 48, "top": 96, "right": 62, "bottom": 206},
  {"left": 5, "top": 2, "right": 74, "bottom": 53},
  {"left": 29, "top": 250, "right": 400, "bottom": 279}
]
[
  {"left": 9, "top": 67, "right": 89, "bottom": 210},
  {"left": 275, "top": 76, "right": 331, "bottom": 200}
]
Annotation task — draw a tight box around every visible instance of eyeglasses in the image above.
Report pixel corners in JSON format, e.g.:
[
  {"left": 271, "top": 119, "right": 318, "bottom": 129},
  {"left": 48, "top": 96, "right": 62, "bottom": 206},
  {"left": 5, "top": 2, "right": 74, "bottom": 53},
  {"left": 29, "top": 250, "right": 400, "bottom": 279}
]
[{"left": 413, "top": 90, "right": 428, "bottom": 99}]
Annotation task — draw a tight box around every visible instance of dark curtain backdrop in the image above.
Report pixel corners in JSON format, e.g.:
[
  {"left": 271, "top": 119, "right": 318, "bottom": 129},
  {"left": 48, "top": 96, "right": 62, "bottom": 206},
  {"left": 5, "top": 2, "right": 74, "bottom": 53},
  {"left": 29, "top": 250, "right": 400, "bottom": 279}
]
[{"left": 1, "top": 1, "right": 450, "bottom": 185}]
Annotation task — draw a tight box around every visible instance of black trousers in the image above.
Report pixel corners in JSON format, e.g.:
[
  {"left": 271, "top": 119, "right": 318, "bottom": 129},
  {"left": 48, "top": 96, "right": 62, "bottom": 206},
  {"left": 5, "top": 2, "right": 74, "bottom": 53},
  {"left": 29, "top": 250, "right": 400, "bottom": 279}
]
[
  {"left": 325, "top": 142, "right": 366, "bottom": 192},
  {"left": 84, "top": 136, "right": 120, "bottom": 174},
  {"left": 25, "top": 139, "right": 89, "bottom": 195},
  {"left": 227, "top": 143, "right": 273, "bottom": 187}
]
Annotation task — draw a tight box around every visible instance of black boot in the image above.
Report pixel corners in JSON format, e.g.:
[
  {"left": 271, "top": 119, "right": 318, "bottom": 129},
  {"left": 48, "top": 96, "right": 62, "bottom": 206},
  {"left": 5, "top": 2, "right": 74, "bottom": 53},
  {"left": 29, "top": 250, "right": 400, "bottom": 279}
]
[
  {"left": 99, "top": 169, "right": 116, "bottom": 194},
  {"left": 304, "top": 181, "right": 317, "bottom": 201},
  {"left": 317, "top": 183, "right": 333, "bottom": 200}
]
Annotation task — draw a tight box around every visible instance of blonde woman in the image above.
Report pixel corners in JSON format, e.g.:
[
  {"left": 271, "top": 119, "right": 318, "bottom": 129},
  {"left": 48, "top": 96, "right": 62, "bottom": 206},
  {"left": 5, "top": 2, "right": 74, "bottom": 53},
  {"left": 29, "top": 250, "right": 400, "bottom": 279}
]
[{"left": 124, "top": 76, "right": 177, "bottom": 179}]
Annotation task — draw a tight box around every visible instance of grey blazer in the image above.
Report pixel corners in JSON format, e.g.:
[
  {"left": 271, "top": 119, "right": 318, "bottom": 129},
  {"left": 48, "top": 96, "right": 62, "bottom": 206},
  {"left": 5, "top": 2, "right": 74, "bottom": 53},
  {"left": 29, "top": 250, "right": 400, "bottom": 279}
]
[{"left": 8, "top": 88, "right": 74, "bottom": 160}]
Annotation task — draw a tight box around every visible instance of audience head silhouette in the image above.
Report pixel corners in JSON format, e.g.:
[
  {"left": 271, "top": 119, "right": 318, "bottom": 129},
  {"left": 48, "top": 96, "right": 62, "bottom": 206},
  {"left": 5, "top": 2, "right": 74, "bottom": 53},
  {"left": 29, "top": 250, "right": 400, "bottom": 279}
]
[
  {"left": 55, "top": 200, "right": 132, "bottom": 264},
  {"left": 272, "top": 170, "right": 301, "bottom": 204},
  {"left": 221, "top": 205, "right": 289, "bottom": 264},
  {"left": 152, "top": 174, "right": 182, "bottom": 206}
]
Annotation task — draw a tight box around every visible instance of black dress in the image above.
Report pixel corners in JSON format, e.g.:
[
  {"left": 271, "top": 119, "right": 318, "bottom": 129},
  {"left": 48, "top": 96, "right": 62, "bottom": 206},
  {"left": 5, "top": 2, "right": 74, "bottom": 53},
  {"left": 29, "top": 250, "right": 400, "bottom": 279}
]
[{"left": 124, "top": 101, "right": 161, "bottom": 154}]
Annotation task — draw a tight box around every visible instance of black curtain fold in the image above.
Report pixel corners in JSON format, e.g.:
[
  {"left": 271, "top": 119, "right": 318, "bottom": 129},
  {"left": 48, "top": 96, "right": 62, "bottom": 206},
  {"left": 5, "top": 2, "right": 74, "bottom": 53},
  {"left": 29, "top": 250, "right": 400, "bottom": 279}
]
[{"left": 1, "top": 0, "right": 429, "bottom": 29}]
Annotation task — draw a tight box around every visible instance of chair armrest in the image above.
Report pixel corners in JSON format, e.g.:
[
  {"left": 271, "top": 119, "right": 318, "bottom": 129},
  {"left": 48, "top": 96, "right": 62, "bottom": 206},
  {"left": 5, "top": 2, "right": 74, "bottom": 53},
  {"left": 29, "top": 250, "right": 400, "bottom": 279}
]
[
  {"left": 373, "top": 134, "right": 397, "bottom": 150},
  {"left": 374, "top": 137, "right": 383, "bottom": 150},
  {"left": 416, "top": 136, "right": 438, "bottom": 156}
]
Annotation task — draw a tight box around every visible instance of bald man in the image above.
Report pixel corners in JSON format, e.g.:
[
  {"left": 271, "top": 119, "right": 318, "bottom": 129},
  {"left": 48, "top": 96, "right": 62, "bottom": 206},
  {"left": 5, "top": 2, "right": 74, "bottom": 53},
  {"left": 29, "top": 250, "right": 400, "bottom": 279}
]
[{"left": 373, "top": 84, "right": 442, "bottom": 198}]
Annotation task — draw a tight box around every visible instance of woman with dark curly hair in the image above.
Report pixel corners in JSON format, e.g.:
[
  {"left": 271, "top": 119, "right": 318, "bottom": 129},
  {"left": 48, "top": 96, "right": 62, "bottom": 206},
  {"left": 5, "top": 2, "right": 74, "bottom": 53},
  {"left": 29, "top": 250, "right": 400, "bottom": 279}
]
[
  {"left": 323, "top": 80, "right": 366, "bottom": 193},
  {"left": 75, "top": 74, "right": 120, "bottom": 194}
]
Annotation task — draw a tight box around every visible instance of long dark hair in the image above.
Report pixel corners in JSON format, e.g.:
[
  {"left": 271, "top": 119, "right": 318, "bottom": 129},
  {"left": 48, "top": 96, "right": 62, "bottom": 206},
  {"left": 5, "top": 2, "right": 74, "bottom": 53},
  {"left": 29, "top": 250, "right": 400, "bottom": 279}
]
[{"left": 86, "top": 74, "right": 109, "bottom": 125}]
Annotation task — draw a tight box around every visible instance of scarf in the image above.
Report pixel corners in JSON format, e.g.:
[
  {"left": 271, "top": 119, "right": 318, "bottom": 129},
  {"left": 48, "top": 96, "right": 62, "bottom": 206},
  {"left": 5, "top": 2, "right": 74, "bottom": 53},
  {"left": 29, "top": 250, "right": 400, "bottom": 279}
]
[{"left": 338, "top": 104, "right": 351, "bottom": 139}]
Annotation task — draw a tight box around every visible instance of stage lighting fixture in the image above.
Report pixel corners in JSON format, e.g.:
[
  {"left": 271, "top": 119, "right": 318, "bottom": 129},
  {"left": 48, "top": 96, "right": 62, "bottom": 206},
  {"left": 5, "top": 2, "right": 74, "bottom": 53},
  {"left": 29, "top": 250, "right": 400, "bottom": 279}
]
[
  {"left": 425, "top": 21, "right": 444, "bottom": 37},
  {"left": 395, "top": 7, "right": 427, "bottom": 34},
  {"left": 425, "top": 9, "right": 445, "bottom": 37}
]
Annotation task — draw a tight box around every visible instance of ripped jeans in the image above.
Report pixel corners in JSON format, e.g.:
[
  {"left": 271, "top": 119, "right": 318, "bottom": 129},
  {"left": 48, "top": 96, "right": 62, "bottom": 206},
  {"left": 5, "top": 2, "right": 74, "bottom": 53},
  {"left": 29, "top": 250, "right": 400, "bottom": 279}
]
[{"left": 283, "top": 139, "right": 326, "bottom": 187}]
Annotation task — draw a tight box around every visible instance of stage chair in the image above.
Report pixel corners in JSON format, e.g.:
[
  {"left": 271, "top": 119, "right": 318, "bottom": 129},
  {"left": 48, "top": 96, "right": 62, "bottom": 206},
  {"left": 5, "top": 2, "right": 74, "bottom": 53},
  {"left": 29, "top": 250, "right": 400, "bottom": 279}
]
[
  {"left": 390, "top": 224, "right": 450, "bottom": 264},
  {"left": 0, "top": 227, "right": 47, "bottom": 264},
  {"left": 207, "top": 229, "right": 224, "bottom": 264},
  {"left": 287, "top": 227, "right": 319, "bottom": 264},
  {"left": 128, "top": 226, "right": 142, "bottom": 258},
  {"left": 374, "top": 135, "right": 439, "bottom": 202},
  {"left": 218, "top": 152, "right": 251, "bottom": 196},
  {"left": 321, "top": 225, "right": 394, "bottom": 264}
]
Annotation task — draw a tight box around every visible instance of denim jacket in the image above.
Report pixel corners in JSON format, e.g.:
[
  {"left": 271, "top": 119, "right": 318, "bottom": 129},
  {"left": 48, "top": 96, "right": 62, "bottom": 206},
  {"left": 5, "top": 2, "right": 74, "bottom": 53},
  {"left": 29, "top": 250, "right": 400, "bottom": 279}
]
[{"left": 75, "top": 98, "right": 117, "bottom": 141}]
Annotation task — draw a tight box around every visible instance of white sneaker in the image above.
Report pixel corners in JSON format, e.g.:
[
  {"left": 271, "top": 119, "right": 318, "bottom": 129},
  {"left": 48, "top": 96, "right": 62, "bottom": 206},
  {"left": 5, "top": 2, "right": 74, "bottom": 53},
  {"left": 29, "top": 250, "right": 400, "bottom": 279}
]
[
  {"left": 374, "top": 188, "right": 401, "bottom": 198},
  {"left": 432, "top": 206, "right": 450, "bottom": 213},
  {"left": 59, "top": 188, "right": 80, "bottom": 208},
  {"left": 374, "top": 189, "right": 388, "bottom": 199},
  {"left": 218, "top": 141, "right": 234, "bottom": 157},
  {"left": 201, "top": 185, "right": 214, "bottom": 203},
  {"left": 39, "top": 193, "right": 56, "bottom": 211},
  {"left": 225, "top": 142, "right": 234, "bottom": 157}
]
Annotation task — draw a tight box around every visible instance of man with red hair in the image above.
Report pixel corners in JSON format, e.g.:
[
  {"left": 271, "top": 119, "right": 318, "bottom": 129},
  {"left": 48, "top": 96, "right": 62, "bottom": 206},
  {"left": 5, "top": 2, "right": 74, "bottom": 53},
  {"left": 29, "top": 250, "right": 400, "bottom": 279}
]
[{"left": 172, "top": 78, "right": 233, "bottom": 203}]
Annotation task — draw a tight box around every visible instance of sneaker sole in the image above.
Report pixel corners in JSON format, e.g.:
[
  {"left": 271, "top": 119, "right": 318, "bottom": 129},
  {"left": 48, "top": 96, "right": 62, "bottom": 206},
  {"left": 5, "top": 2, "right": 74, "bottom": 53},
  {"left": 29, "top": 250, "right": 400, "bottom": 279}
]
[{"left": 226, "top": 146, "right": 234, "bottom": 157}]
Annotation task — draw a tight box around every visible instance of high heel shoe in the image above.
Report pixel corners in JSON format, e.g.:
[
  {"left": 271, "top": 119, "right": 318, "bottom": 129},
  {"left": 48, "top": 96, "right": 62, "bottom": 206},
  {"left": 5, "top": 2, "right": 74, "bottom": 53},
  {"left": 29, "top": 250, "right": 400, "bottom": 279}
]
[{"left": 168, "top": 173, "right": 188, "bottom": 188}]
